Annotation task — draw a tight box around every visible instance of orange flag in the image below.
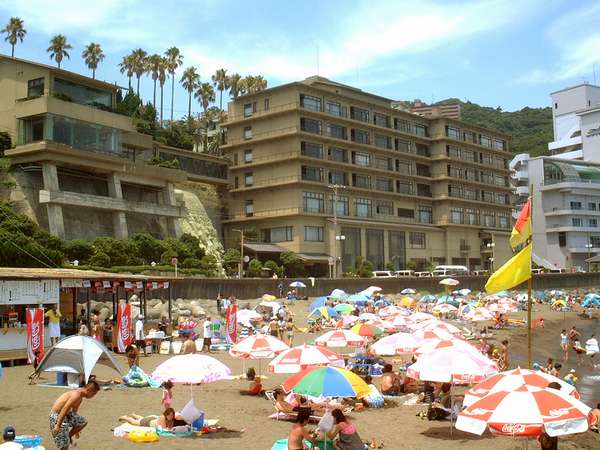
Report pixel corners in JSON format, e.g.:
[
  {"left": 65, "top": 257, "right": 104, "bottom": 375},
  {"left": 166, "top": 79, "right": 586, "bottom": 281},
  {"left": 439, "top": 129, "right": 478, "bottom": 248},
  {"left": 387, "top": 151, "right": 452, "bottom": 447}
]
[{"left": 510, "top": 198, "right": 532, "bottom": 249}]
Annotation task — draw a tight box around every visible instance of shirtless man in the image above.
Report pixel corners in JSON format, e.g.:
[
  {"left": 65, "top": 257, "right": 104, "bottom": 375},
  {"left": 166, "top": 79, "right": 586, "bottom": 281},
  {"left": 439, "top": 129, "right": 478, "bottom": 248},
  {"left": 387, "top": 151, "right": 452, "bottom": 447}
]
[
  {"left": 380, "top": 364, "right": 401, "bottom": 395},
  {"left": 49, "top": 381, "right": 99, "bottom": 450},
  {"left": 287, "top": 409, "right": 318, "bottom": 450},
  {"left": 590, "top": 403, "right": 600, "bottom": 432}
]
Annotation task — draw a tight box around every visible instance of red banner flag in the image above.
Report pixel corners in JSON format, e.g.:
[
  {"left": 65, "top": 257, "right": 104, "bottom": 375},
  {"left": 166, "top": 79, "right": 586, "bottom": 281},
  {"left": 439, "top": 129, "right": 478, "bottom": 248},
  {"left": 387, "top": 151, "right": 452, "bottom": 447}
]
[
  {"left": 117, "top": 303, "right": 132, "bottom": 353},
  {"left": 26, "top": 308, "right": 44, "bottom": 364},
  {"left": 225, "top": 304, "right": 237, "bottom": 344}
]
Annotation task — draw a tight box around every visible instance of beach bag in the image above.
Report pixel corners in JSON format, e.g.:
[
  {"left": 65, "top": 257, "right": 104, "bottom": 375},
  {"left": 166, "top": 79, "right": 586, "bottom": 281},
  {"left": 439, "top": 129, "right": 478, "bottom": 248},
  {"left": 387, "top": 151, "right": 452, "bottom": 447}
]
[
  {"left": 180, "top": 399, "right": 202, "bottom": 424},
  {"left": 318, "top": 410, "right": 334, "bottom": 432},
  {"left": 427, "top": 405, "right": 448, "bottom": 421}
]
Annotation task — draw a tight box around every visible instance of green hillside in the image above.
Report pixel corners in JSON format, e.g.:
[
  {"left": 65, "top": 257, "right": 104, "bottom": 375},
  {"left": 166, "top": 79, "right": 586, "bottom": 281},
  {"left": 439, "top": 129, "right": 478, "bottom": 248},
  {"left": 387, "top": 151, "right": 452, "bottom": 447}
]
[{"left": 434, "top": 98, "right": 553, "bottom": 157}]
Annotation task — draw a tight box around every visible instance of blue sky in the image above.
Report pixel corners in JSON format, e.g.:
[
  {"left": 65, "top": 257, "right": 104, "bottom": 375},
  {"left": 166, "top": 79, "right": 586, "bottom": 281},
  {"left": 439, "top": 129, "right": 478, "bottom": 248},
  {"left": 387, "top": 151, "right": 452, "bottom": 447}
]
[{"left": 1, "top": 0, "right": 600, "bottom": 117}]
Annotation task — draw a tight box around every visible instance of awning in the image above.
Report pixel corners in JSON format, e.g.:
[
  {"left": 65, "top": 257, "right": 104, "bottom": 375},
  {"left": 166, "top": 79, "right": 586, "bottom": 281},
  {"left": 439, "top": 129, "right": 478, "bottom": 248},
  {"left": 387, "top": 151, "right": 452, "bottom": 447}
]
[
  {"left": 243, "top": 243, "right": 288, "bottom": 253},
  {"left": 585, "top": 254, "right": 600, "bottom": 263},
  {"left": 296, "top": 253, "right": 332, "bottom": 263},
  {"left": 532, "top": 253, "right": 558, "bottom": 270}
]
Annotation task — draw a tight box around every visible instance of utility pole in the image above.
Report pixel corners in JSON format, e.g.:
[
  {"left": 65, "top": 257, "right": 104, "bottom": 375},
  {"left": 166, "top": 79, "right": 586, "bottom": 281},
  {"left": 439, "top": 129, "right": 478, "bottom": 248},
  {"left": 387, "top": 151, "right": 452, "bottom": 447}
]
[
  {"left": 233, "top": 229, "right": 244, "bottom": 278},
  {"left": 328, "top": 184, "right": 346, "bottom": 278}
]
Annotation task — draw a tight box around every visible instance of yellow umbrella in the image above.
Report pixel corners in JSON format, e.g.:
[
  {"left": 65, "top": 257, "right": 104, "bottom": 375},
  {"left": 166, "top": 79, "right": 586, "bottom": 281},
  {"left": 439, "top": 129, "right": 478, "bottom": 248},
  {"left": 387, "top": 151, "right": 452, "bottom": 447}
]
[
  {"left": 400, "top": 296, "right": 416, "bottom": 308},
  {"left": 262, "top": 294, "right": 277, "bottom": 301}
]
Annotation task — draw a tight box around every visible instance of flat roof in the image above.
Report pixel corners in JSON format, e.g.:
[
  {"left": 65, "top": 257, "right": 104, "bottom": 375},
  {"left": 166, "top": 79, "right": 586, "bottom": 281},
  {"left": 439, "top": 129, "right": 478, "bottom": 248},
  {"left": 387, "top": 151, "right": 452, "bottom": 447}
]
[
  {"left": 0, "top": 268, "right": 172, "bottom": 281},
  {"left": 550, "top": 83, "right": 600, "bottom": 96}
]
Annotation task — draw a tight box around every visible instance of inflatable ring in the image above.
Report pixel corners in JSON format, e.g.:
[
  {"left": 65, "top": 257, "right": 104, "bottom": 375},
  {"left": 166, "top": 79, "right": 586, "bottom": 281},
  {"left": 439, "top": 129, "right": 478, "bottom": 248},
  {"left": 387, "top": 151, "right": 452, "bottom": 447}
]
[{"left": 127, "top": 430, "right": 159, "bottom": 443}]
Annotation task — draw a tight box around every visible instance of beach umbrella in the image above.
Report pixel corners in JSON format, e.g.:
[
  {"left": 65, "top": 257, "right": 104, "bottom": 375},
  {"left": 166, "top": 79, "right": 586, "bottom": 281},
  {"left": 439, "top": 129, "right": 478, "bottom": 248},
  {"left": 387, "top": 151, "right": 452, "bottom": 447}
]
[
  {"left": 365, "top": 318, "right": 395, "bottom": 333},
  {"left": 347, "top": 293, "right": 370, "bottom": 304},
  {"left": 439, "top": 278, "right": 460, "bottom": 286},
  {"left": 282, "top": 367, "right": 370, "bottom": 398},
  {"left": 419, "top": 294, "right": 437, "bottom": 303},
  {"left": 314, "top": 330, "right": 365, "bottom": 348},
  {"left": 329, "top": 289, "right": 348, "bottom": 301},
  {"left": 229, "top": 333, "right": 289, "bottom": 359},
  {"left": 421, "top": 321, "right": 462, "bottom": 335},
  {"left": 152, "top": 354, "right": 231, "bottom": 384},
  {"left": 267, "top": 344, "right": 344, "bottom": 374},
  {"left": 237, "top": 309, "right": 263, "bottom": 327},
  {"left": 432, "top": 304, "right": 458, "bottom": 314},
  {"left": 399, "top": 296, "right": 416, "bottom": 308},
  {"left": 458, "top": 288, "right": 472, "bottom": 296},
  {"left": 308, "top": 306, "right": 337, "bottom": 320},
  {"left": 262, "top": 294, "right": 277, "bottom": 301},
  {"left": 256, "top": 301, "right": 282, "bottom": 317},
  {"left": 407, "top": 341, "right": 498, "bottom": 383},
  {"left": 378, "top": 305, "right": 401, "bottom": 317},
  {"left": 333, "top": 303, "right": 354, "bottom": 315},
  {"left": 350, "top": 322, "right": 383, "bottom": 338},
  {"left": 401, "top": 288, "right": 417, "bottom": 295},
  {"left": 390, "top": 315, "right": 413, "bottom": 329},
  {"left": 289, "top": 281, "right": 306, "bottom": 288},
  {"left": 415, "top": 338, "right": 484, "bottom": 358},
  {"left": 410, "top": 312, "right": 436, "bottom": 323},
  {"left": 456, "top": 384, "right": 592, "bottom": 437},
  {"left": 308, "top": 296, "right": 328, "bottom": 311},
  {"left": 365, "top": 286, "right": 383, "bottom": 293},
  {"left": 370, "top": 332, "right": 424, "bottom": 355},
  {"left": 336, "top": 315, "right": 359, "bottom": 328},
  {"left": 466, "top": 307, "right": 495, "bottom": 322},
  {"left": 358, "top": 312, "right": 378, "bottom": 321},
  {"left": 463, "top": 367, "right": 580, "bottom": 407}
]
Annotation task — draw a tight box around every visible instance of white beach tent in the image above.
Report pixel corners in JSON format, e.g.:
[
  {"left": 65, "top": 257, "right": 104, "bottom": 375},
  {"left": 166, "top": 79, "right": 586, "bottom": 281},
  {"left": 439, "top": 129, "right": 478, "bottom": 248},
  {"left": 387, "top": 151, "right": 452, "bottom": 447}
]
[{"left": 34, "top": 335, "right": 125, "bottom": 383}]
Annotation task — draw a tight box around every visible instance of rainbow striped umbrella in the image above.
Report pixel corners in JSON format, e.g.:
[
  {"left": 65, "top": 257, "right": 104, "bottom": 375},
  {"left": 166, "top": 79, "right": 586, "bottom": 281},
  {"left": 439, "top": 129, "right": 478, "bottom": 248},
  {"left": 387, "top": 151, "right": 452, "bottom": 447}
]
[
  {"left": 282, "top": 366, "right": 370, "bottom": 398},
  {"left": 350, "top": 322, "right": 383, "bottom": 337}
]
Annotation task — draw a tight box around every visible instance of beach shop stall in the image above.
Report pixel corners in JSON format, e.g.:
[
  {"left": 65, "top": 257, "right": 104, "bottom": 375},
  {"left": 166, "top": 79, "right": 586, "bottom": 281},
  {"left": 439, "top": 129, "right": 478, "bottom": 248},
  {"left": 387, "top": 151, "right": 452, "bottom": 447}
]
[{"left": 0, "top": 268, "right": 174, "bottom": 365}]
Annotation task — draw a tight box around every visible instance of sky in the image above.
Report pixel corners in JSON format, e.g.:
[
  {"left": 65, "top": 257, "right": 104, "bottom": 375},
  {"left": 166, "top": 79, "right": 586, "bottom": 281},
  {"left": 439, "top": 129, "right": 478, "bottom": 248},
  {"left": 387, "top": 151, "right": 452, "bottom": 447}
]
[{"left": 1, "top": 0, "right": 600, "bottom": 117}]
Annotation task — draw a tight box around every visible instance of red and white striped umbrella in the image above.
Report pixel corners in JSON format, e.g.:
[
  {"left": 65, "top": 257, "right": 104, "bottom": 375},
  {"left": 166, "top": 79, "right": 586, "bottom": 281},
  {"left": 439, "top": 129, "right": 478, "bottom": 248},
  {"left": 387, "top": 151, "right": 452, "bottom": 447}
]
[
  {"left": 456, "top": 384, "right": 592, "bottom": 437},
  {"left": 412, "top": 320, "right": 462, "bottom": 335},
  {"left": 432, "top": 303, "right": 458, "bottom": 314},
  {"left": 463, "top": 367, "right": 580, "bottom": 407},
  {"left": 407, "top": 340, "right": 498, "bottom": 383},
  {"left": 336, "top": 315, "right": 359, "bottom": 328},
  {"left": 370, "top": 332, "right": 423, "bottom": 355},
  {"left": 229, "top": 333, "right": 289, "bottom": 359},
  {"left": 415, "top": 338, "right": 482, "bottom": 357},
  {"left": 378, "top": 305, "right": 402, "bottom": 317},
  {"left": 409, "top": 312, "right": 437, "bottom": 323},
  {"left": 314, "top": 329, "right": 365, "bottom": 348},
  {"left": 267, "top": 344, "right": 344, "bottom": 373},
  {"left": 466, "top": 307, "right": 495, "bottom": 322},
  {"left": 390, "top": 315, "right": 413, "bottom": 329},
  {"left": 365, "top": 318, "right": 395, "bottom": 333},
  {"left": 411, "top": 328, "right": 455, "bottom": 342}
]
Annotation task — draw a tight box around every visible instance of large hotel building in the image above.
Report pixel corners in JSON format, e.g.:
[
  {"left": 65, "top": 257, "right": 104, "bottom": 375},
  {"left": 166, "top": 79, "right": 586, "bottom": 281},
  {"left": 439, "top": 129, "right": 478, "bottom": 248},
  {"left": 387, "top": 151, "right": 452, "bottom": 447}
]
[{"left": 222, "top": 76, "right": 514, "bottom": 275}]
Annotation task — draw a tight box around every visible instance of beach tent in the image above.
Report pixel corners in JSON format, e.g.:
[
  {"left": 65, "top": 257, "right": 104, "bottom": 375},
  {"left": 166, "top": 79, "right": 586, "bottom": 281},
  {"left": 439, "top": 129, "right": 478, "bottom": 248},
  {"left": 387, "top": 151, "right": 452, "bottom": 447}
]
[
  {"left": 33, "top": 335, "right": 124, "bottom": 383},
  {"left": 582, "top": 297, "right": 600, "bottom": 308},
  {"left": 552, "top": 299, "right": 567, "bottom": 308},
  {"left": 255, "top": 301, "right": 282, "bottom": 317}
]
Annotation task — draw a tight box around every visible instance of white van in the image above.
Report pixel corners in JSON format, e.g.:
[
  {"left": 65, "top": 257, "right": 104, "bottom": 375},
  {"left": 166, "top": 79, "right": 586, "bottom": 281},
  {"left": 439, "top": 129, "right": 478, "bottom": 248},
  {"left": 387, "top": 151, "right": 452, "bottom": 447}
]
[
  {"left": 372, "top": 270, "right": 394, "bottom": 278},
  {"left": 431, "top": 265, "right": 470, "bottom": 277},
  {"left": 415, "top": 271, "right": 432, "bottom": 277},
  {"left": 395, "top": 270, "right": 415, "bottom": 277}
]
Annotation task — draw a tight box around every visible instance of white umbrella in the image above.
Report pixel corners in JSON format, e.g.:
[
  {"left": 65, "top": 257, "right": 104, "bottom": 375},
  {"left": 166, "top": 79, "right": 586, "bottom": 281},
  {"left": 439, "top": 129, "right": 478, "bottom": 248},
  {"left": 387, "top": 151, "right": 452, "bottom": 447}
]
[
  {"left": 289, "top": 281, "right": 306, "bottom": 288},
  {"left": 237, "top": 309, "right": 263, "bottom": 327},
  {"left": 401, "top": 288, "right": 417, "bottom": 295},
  {"left": 371, "top": 332, "right": 423, "bottom": 355},
  {"left": 439, "top": 278, "right": 460, "bottom": 286},
  {"left": 152, "top": 354, "right": 231, "bottom": 384}
]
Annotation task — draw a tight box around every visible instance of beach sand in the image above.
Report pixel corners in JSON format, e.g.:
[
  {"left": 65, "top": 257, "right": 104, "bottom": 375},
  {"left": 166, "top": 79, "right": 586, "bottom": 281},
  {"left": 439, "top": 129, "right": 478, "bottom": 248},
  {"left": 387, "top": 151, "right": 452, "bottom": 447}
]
[{"left": 1, "top": 300, "right": 599, "bottom": 449}]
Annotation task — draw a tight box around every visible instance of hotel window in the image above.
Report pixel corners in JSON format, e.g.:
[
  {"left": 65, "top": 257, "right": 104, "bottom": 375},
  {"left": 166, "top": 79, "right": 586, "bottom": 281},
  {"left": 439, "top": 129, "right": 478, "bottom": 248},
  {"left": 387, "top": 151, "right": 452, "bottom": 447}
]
[
  {"left": 494, "top": 175, "right": 507, "bottom": 187},
  {"left": 244, "top": 172, "right": 254, "bottom": 186},
  {"left": 245, "top": 200, "right": 254, "bottom": 217},
  {"left": 54, "top": 77, "right": 112, "bottom": 107},
  {"left": 466, "top": 208, "right": 479, "bottom": 225},
  {"left": 417, "top": 184, "right": 431, "bottom": 197},
  {"left": 465, "top": 169, "right": 478, "bottom": 181},
  {"left": 494, "top": 157, "right": 505, "bottom": 169},
  {"left": 27, "top": 78, "right": 44, "bottom": 97},
  {"left": 447, "top": 145, "right": 460, "bottom": 159},
  {"left": 463, "top": 131, "right": 477, "bottom": 143},
  {"left": 464, "top": 150, "right": 477, "bottom": 162},
  {"left": 396, "top": 181, "right": 413, "bottom": 194},
  {"left": 483, "top": 212, "right": 495, "bottom": 227},
  {"left": 589, "top": 219, "right": 598, "bottom": 228},
  {"left": 376, "top": 201, "right": 394, "bottom": 215},
  {"left": 558, "top": 232, "right": 566, "bottom": 247},
  {"left": 588, "top": 202, "right": 597, "bottom": 211},
  {"left": 234, "top": 176, "right": 239, "bottom": 188},
  {"left": 417, "top": 205, "right": 433, "bottom": 223},
  {"left": 396, "top": 139, "right": 412, "bottom": 153},
  {"left": 352, "top": 151, "right": 371, "bottom": 167},
  {"left": 244, "top": 149, "right": 253, "bottom": 163},
  {"left": 328, "top": 146, "right": 347, "bottom": 162},
  {"left": 451, "top": 207, "right": 464, "bottom": 224},
  {"left": 394, "top": 118, "right": 411, "bottom": 133},
  {"left": 415, "top": 143, "right": 430, "bottom": 157},
  {"left": 570, "top": 201, "right": 582, "bottom": 210},
  {"left": 301, "top": 141, "right": 323, "bottom": 159},
  {"left": 243, "top": 126, "right": 253, "bottom": 139},
  {"left": 493, "top": 139, "right": 506, "bottom": 151},
  {"left": 329, "top": 195, "right": 349, "bottom": 216},
  {"left": 376, "top": 177, "right": 393, "bottom": 192},
  {"left": 479, "top": 134, "right": 492, "bottom": 147},
  {"left": 465, "top": 188, "right": 478, "bottom": 200},
  {"left": 353, "top": 173, "right": 371, "bottom": 189},
  {"left": 572, "top": 217, "right": 583, "bottom": 227},
  {"left": 448, "top": 166, "right": 462, "bottom": 178},
  {"left": 300, "top": 93, "right": 322, "bottom": 112},
  {"left": 366, "top": 229, "right": 384, "bottom": 270},
  {"left": 262, "top": 226, "right": 293, "bottom": 243},
  {"left": 591, "top": 236, "right": 600, "bottom": 247},
  {"left": 409, "top": 232, "right": 426, "bottom": 249},
  {"left": 301, "top": 166, "right": 324, "bottom": 182},
  {"left": 350, "top": 106, "right": 369, "bottom": 122},
  {"left": 303, "top": 191, "right": 324, "bottom": 213},
  {"left": 374, "top": 156, "right": 392, "bottom": 171},
  {"left": 355, "top": 198, "right": 372, "bottom": 217},
  {"left": 351, "top": 128, "right": 370, "bottom": 144},
  {"left": 304, "top": 226, "right": 324, "bottom": 242},
  {"left": 326, "top": 100, "right": 346, "bottom": 117},
  {"left": 373, "top": 113, "right": 389, "bottom": 128},
  {"left": 328, "top": 170, "right": 347, "bottom": 185},
  {"left": 374, "top": 134, "right": 392, "bottom": 149},
  {"left": 446, "top": 126, "right": 460, "bottom": 139},
  {"left": 300, "top": 117, "right": 321, "bottom": 134},
  {"left": 498, "top": 213, "right": 510, "bottom": 228},
  {"left": 233, "top": 153, "right": 239, "bottom": 165},
  {"left": 414, "top": 124, "right": 428, "bottom": 137},
  {"left": 243, "top": 103, "right": 255, "bottom": 117},
  {"left": 495, "top": 193, "right": 507, "bottom": 204},
  {"left": 325, "top": 123, "right": 347, "bottom": 139},
  {"left": 396, "top": 160, "right": 411, "bottom": 174},
  {"left": 398, "top": 208, "right": 415, "bottom": 219},
  {"left": 264, "top": 98, "right": 270, "bottom": 111},
  {"left": 481, "top": 154, "right": 493, "bottom": 166}
]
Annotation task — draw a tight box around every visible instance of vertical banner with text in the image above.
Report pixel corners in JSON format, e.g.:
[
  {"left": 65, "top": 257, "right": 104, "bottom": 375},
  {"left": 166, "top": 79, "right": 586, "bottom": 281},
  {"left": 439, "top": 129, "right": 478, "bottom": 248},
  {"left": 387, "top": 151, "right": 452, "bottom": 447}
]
[
  {"left": 117, "top": 303, "right": 132, "bottom": 353},
  {"left": 225, "top": 303, "right": 237, "bottom": 344},
  {"left": 26, "top": 308, "right": 44, "bottom": 364}
]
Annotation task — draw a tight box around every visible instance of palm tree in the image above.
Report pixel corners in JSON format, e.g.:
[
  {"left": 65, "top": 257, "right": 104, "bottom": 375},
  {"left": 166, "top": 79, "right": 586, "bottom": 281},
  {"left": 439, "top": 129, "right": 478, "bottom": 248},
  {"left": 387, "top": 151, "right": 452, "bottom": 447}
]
[
  {"left": 164, "top": 47, "right": 183, "bottom": 124},
  {"left": 119, "top": 54, "right": 135, "bottom": 91},
  {"left": 180, "top": 66, "right": 200, "bottom": 118},
  {"left": 130, "top": 48, "right": 147, "bottom": 97},
  {"left": 211, "top": 68, "right": 229, "bottom": 110},
  {"left": 2, "top": 17, "right": 26, "bottom": 58},
  {"left": 228, "top": 73, "right": 242, "bottom": 99},
  {"left": 46, "top": 34, "right": 72, "bottom": 68},
  {"left": 195, "top": 82, "right": 215, "bottom": 114},
  {"left": 81, "top": 42, "right": 105, "bottom": 79},
  {"left": 158, "top": 57, "right": 168, "bottom": 124},
  {"left": 253, "top": 75, "right": 267, "bottom": 92},
  {"left": 146, "top": 54, "right": 162, "bottom": 110}
]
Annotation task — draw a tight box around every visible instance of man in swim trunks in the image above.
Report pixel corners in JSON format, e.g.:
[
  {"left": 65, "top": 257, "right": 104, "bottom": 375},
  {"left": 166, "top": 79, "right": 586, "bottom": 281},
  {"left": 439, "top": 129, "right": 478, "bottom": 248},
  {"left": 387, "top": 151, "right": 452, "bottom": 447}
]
[{"left": 50, "top": 381, "right": 99, "bottom": 449}]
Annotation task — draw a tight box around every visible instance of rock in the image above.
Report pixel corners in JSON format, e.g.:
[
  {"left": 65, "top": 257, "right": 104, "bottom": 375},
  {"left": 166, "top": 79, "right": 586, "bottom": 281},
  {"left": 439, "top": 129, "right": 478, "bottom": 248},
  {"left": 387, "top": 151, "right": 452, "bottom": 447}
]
[
  {"left": 190, "top": 304, "right": 205, "bottom": 317},
  {"left": 147, "top": 298, "right": 162, "bottom": 307},
  {"left": 178, "top": 309, "right": 191, "bottom": 317}
]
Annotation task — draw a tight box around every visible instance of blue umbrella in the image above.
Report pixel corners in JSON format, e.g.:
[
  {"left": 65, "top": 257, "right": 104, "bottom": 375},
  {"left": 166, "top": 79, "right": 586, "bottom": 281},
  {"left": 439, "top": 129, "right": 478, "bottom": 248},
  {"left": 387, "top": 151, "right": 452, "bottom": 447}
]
[
  {"left": 308, "top": 306, "right": 337, "bottom": 319},
  {"left": 347, "top": 293, "right": 370, "bottom": 304},
  {"left": 290, "top": 281, "right": 306, "bottom": 288},
  {"left": 308, "top": 296, "right": 327, "bottom": 311},
  {"left": 401, "top": 288, "right": 416, "bottom": 295},
  {"left": 420, "top": 295, "right": 437, "bottom": 303}
]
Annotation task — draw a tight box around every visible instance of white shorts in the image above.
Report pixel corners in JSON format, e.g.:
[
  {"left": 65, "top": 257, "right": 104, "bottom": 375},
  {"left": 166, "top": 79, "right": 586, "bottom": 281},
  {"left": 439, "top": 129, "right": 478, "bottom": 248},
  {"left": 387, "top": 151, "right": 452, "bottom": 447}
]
[{"left": 49, "top": 322, "right": 61, "bottom": 338}]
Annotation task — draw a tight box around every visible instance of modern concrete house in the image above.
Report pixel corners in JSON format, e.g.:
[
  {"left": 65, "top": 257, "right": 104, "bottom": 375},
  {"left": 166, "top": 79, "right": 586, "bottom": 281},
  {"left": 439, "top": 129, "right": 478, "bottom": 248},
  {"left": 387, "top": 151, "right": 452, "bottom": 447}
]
[
  {"left": 221, "top": 76, "right": 514, "bottom": 275},
  {"left": 0, "top": 55, "right": 228, "bottom": 240}
]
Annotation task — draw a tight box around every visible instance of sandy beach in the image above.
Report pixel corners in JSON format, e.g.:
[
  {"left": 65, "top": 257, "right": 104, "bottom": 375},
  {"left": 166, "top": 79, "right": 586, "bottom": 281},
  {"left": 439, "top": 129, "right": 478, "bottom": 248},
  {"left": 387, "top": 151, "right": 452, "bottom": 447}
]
[{"left": 1, "top": 299, "right": 599, "bottom": 450}]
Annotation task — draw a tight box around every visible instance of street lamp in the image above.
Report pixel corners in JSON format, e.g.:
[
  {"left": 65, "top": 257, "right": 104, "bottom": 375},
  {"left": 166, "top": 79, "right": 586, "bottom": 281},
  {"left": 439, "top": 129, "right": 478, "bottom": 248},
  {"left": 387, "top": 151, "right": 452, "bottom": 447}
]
[
  {"left": 328, "top": 184, "right": 346, "bottom": 278},
  {"left": 585, "top": 242, "right": 593, "bottom": 272},
  {"left": 486, "top": 242, "right": 496, "bottom": 272}
]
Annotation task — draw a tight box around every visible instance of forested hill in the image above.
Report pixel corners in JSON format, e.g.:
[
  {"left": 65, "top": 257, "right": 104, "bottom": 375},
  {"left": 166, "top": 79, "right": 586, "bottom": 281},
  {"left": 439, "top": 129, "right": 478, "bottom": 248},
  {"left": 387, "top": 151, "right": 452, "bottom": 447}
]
[{"left": 425, "top": 99, "right": 553, "bottom": 157}]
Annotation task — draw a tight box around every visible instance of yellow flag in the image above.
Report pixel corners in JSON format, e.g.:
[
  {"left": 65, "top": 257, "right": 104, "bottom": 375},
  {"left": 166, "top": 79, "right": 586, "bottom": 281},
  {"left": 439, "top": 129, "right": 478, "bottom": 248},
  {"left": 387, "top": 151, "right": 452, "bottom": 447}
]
[{"left": 485, "top": 244, "right": 532, "bottom": 293}]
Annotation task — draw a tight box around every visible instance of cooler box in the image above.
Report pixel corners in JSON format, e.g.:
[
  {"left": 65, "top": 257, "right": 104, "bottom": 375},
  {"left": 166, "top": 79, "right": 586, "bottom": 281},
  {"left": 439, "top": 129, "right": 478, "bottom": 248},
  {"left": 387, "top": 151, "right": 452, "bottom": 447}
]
[
  {"left": 56, "top": 372, "right": 67, "bottom": 386},
  {"left": 191, "top": 412, "right": 204, "bottom": 431}
]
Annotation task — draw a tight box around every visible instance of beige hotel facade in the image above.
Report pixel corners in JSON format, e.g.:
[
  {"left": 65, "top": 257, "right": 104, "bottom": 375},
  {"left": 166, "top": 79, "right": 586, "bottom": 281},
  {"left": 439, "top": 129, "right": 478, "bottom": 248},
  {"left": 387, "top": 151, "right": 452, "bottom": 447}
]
[{"left": 221, "top": 77, "right": 514, "bottom": 276}]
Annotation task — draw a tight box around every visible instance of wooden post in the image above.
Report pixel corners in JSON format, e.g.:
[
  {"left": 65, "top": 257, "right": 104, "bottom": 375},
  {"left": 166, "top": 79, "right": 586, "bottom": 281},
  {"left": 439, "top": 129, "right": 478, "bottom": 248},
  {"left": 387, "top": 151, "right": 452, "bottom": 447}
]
[{"left": 527, "top": 187, "right": 534, "bottom": 369}]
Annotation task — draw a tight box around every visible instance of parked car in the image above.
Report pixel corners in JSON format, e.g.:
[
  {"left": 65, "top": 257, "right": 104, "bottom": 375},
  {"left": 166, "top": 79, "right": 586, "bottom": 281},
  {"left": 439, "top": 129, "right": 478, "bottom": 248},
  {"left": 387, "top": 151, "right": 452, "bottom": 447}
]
[
  {"left": 372, "top": 270, "right": 394, "bottom": 278},
  {"left": 395, "top": 270, "right": 415, "bottom": 277},
  {"left": 414, "top": 271, "right": 432, "bottom": 277},
  {"left": 431, "top": 265, "right": 470, "bottom": 277},
  {"left": 471, "top": 270, "right": 488, "bottom": 276}
]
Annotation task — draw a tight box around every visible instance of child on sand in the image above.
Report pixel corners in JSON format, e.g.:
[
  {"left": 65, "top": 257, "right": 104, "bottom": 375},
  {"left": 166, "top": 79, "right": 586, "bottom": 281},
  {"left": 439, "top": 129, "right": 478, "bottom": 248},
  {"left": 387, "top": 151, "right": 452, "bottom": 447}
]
[{"left": 161, "top": 380, "right": 174, "bottom": 410}]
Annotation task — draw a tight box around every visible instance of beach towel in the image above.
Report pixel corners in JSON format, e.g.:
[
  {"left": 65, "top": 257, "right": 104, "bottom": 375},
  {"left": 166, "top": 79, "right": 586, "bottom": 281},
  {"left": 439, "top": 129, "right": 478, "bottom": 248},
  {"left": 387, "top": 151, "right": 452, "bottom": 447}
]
[
  {"left": 122, "top": 366, "right": 162, "bottom": 388},
  {"left": 271, "top": 438, "right": 314, "bottom": 450}
]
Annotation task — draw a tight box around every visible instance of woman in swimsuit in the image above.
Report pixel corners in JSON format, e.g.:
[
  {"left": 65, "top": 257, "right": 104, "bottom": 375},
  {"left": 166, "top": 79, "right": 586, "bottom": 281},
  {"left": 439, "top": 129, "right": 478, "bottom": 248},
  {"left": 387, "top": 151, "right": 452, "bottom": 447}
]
[
  {"left": 287, "top": 409, "right": 317, "bottom": 450},
  {"left": 118, "top": 408, "right": 187, "bottom": 429},
  {"left": 560, "top": 329, "right": 569, "bottom": 362},
  {"left": 327, "top": 409, "right": 365, "bottom": 450}
]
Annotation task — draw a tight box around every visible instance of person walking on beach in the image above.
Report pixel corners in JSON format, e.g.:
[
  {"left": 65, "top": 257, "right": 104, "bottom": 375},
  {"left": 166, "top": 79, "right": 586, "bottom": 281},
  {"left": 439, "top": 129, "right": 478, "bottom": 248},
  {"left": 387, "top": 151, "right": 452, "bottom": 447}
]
[
  {"left": 135, "top": 315, "right": 147, "bottom": 356},
  {"left": 202, "top": 316, "right": 213, "bottom": 353},
  {"left": 586, "top": 334, "right": 599, "bottom": 368},
  {"left": 499, "top": 340, "right": 509, "bottom": 371},
  {"left": 560, "top": 329, "right": 569, "bottom": 361},
  {"left": 216, "top": 293, "right": 222, "bottom": 316},
  {"left": 44, "top": 304, "right": 62, "bottom": 346},
  {"left": 49, "top": 380, "right": 99, "bottom": 450}
]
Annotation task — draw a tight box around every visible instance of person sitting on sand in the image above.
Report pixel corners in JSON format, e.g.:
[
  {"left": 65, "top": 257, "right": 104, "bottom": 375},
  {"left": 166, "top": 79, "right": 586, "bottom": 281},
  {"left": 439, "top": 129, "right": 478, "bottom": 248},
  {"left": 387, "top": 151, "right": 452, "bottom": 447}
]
[
  {"left": 380, "top": 364, "right": 401, "bottom": 395},
  {"left": 326, "top": 409, "right": 365, "bottom": 450},
  {"left": 436, "top": 383, "right": 452, "bottom": 409},
  {"left": 126, "top": 345, "right": 140, "bottom": 368},
  {"left": 118, "top": 408, "right": 187, "bottom": 430},
  {"left": 182, "top": 337, "right": 196, "bottom": 354},
  {"left": 274, "top": 389, "right": 325, "bottom": 417},
  {"left": 361, "top": 375, "right": 384, "bottom": 409},
  {"left": 239, "top": 375, "right": 263, "bottom": 396},
  {"left": 287, "top": 409, "right": 318, "bottom": 450},
  {"left": 417, "top": 381, "right": 435, "bottom": 404},
  {"left": 550, "top": 363, "right": 562, "bottom": 378},
  {"left": 590, "top": 403, "right": 600, "bottom": 433}
]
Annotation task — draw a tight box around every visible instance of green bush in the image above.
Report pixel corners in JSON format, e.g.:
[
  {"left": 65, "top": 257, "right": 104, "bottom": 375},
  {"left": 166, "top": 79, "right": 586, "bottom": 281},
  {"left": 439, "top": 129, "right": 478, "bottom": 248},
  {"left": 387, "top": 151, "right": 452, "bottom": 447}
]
[
  {"left": 0, "top": 132, "right": 11, "bottom": 152},
  {"left": 160, "top": 249, "right": 178, "bottom": 266},
  {"left": 223, "top": 248, "right": 240, "bottom": 275},
  {"left": 89, "top": 251, "right": 110, "bottom": 267},
  {"left": 199, "top": 254, "right": 219, "bottom": 277},
  {"left": 130, "top": 233, "right": 164, "bottom": 264},
  {"left": 264, "top": 259, "right": 283, "bottom": 277},
  {"left": 354, "top": 256, "right": 373, "bottom": 278},
  {"left": 162, "top": 237, "right": 193, "bottom": 261},
  {"left": 280, "top": 251, "right": 303, "bottom": 277},
  {"left": 92, "top": 236, "right": 139, "bottom": 266},
  {"left": 247, "top": 258, "right": 263, "bottom": 277},
  {"left": 182, "top": 257, "right": 201, "bottom": 269},
  {"left": 180, "top": 234, "right": 205, "bottom": 259},
  {"left": 64, "top": 239, "right": 94, "bottom": 263}
]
